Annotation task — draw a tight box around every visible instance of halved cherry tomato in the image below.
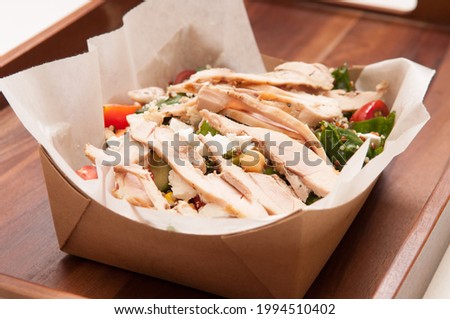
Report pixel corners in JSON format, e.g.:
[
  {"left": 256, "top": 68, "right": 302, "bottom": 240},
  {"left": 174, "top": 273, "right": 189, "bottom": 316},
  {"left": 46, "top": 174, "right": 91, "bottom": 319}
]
[
  {"left": 174, "top": 69, "right": 196, "bottom": 84},
  {"left": 76, "top": 165, "right": 98, "bottom": 180},
  {"left": 103, "top": 104, "right": 140, "bottom": 130},
  {"left": 350, "top": 100, "right": 389, "bottom": 122}
]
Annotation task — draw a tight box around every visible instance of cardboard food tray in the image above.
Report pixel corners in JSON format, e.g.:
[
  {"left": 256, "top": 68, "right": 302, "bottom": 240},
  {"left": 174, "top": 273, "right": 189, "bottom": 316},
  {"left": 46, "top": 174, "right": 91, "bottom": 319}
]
[
  {"left": 39, "top": 143, "right": 376, "bottom": 299},
  {"left": 1, "top": 0, "right": 433, "bottom": 298},
  {"left": 39, "top": 55, "right": 371, "bottom": 298}
]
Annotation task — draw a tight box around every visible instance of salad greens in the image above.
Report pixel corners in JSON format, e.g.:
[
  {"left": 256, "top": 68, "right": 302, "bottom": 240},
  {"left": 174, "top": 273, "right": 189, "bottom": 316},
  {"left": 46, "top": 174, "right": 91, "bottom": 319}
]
[
  {"left": 157, "top": 93, "right": 187, "bottom": 107},
  {"left": 317, "top": 112, "right": 396, "bottom": 171},
  {"left": 331, "top": 63, "right": 353, "bottom": 92},
  {"left": 350, "top": 112, "right": 395, "bottom": 137},
  {"left": 197, "top": 120, "right": 219, "bottom": 136},
  {"left": 306, "top": 192, "right": 321, "bottom": 205},
  {"left": 317, "top": 122, "right": 363, "bottom": 171}
]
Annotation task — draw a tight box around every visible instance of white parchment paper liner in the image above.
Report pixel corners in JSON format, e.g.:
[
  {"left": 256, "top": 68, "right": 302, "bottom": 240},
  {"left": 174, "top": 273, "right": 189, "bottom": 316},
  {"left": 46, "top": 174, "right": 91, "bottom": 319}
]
[{"left": 0, "top": 0, "right": 434, "bottom": 235}]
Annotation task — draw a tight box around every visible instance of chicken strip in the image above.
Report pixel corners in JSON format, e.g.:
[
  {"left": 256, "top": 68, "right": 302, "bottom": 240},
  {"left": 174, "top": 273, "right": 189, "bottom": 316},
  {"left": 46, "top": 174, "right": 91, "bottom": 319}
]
[
  {"left": 113, "top": 164, "right": 169, "bottom": 210},
  {"left": 198, "top": 134, "right": 305, "bottom": 215},
  {"left": 168, "top": 61, "right": 334, "bottom": 93},
  {"left": 200, "top": 110, "right": 338, "bottom": 197},
  {"left": 237, "top": 84, "right": 342, "bottom": 127},
  {"left": 148, "top": 127, "right": 268, "bottom": 218},
  {"left": 197, "top": 85, "right": 327, "bottom": 161},
  {"left": 324, "top": 81, "right": 388, "bottom": 112},
  {"left": 220, "top": 109, "right": 300, "bottom": 140}
]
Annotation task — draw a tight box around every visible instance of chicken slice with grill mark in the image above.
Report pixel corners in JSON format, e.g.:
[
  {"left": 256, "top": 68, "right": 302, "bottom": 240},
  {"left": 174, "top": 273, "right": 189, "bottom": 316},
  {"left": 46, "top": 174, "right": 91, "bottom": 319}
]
[
  {"left": 200, "top": 110, "right": 337, "bottom": 197},
  {"left": 128, "top": 113, "right": 205, "bottom": 173},
  {"left": 128, "top": 86, "right": 165, "bottom": 104},
  {"left": 221, "top": 164, "right": 305, "bottom": 215},
  {"left": 85, "top": 137, "right": 142, "bottom": 167},
  {"left": 198, "top": 134, "right": 305, "bottom": 215},
  {"left": 113, "top": 170, "right": 152, "bottom": 208},
  {"left": 148, "top": 127, "right": 268, "bottom": 218},
  {"left": 237, "top": 84, "right": 342, "bottom": 127},
  {"left": 324, "top": 81, "right": 388, "bottom": 112},
  {"left": 248, "top": 172, "right": 305, "bottom": 213},
  {"left": 168, "top": 62, "right": 334, "bottom": 93},
  {"left": 270, "top": 160, "right": 311, "bottom": 202},
  {"left": 197, "top": 85, "right": 327, "bottom": 161},
  {"left": 127, "top": 114, "right": 158, "bottom": 144},
  {"left": 113, "top": 164, "right": 169, "bottom": 211},
  {"left": 220, "top": 109, "right": 300, "bottom": 140}
]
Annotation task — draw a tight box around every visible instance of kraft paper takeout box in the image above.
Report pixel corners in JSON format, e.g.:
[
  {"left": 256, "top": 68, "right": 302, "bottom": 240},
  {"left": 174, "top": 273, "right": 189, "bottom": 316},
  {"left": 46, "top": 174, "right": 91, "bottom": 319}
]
[
  {"left": 39, "top": 145, "right": 376, "bottom": 298},
  {"left": 0, "top": 0, "right": 434, "bottom": 298}
]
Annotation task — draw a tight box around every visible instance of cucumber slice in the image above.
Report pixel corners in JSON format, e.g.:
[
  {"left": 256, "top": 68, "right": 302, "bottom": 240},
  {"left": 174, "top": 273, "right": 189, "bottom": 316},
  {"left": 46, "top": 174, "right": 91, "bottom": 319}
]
[{"left": 148, "top": 153, "right": 171, "bottom": 192}]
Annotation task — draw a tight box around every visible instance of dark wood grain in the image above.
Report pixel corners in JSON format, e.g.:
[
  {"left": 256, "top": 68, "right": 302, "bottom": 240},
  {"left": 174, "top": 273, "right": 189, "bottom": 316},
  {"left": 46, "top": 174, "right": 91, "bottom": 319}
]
[{"left": 0, "top": 0, "right": 449, "bottom": 299}]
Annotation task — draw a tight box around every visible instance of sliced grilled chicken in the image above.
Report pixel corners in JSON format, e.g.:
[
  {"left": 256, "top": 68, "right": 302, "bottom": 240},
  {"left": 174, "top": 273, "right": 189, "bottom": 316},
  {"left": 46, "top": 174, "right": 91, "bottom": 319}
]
[
  {"left": 174, "top": 201, "right": 198, "bottom": 216},
  {"left": 113, "top": 164, "right": 169, "bottom": 210},
  {"left": 128, "top": 86, "right": 165, "bottom": 104},
  {"left": 238, "top": 84, "right": 342, "bottom": 127},
  {"left": 270, "top": 159, "right": 311, "bottom": 201},
  {"left": 248, "top": 172, "right": 305, "bottom": 213},
  {"left": 148, "top": 127, "right": 268, "bottom": 218},
  {"left": 168, "top": 170, "right": 197, "bottom": 201},
  {"left": 160, "top": 97, "right": 202, "bottom": 126},
  {"left": 220, "top": 163, "right": 305, "bottom": 215},
  {"left": 197, "top": 85, "right": 327, "bottom": 161},
  {"left": 113, "top": 170, "right": 152, "bottom": 208},
  {"left": 282, "top": 170, "right": 310, "bottom": 202},
  {"left": 168, "top": 62, "right": 334, "bottom": 93},
  {"left": 85, "top": 140, "right": 142, "bottom": 167},
  {"left": 199, "top": 134, "right": 305, "bottom": 215},
  {"left": 324, "top": 81, "right": 388, "bottom": 112},
  {"left": 220, "top": 109, "right": 300, "bottom": 140},
  {"left": 128, "top": 113, "right": 205, "bottom": 173},
  {"left": 198, "top": 203, "right": 230, "bottom": 218},
  {"left": 200, "top": 110, "right": 338, "bottom": 197},
  {"left": 271, "top": 62, "right": 334, "bottom": 90},
  {"left": 85, "top": 143, "right": 116, "bottom": 165},
  {"left": 127, "top": 114, "right": 158, "bottom": 144}
]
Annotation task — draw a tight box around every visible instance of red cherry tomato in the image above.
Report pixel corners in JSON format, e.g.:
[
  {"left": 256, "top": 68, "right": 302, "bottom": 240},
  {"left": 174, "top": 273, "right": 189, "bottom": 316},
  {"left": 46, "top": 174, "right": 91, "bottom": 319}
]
[
  {"left": 103, "top": 104, "right": 140, "bottom": 130},
  {"left": 76, "top": 165, "right": 98, "bottom": 180},
  {"left": 350, "top": 100, "right": 389, "bottom": 122},
  {"left": 174, "top": 69, "right": 196, "bottom": 84}
]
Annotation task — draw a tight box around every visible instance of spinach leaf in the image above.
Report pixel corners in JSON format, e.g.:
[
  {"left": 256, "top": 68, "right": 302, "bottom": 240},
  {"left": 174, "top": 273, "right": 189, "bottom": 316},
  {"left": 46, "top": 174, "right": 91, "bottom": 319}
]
[
  {"left": 318, "top": 112, "right": 395, "bottom": 170},
  {"left": 317, "top": 122, "right": 363, "bottom": 170},
  {"left": 332, "top": 63, "right": 353, "bottom": 92},
  {"left": 306, "top": 192, "right": 322, "bottom": 205},
  {"left": 350, "top": 112, "right": 396, "bottom": 138},
  {"left": 351, "top": 112, "right": 395, "bottom": 160}
]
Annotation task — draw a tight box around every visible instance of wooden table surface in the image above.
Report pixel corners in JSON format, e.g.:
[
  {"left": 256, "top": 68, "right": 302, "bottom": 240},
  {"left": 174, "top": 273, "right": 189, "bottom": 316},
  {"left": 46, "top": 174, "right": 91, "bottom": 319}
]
[{"left": 1, "top": 0, "right": 449, "bottom": 298}]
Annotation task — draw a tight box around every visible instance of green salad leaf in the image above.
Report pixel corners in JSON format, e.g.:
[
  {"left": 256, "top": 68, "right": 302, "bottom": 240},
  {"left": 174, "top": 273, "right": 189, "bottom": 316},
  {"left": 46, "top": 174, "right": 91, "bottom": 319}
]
[
  {"left": 156, "top": 93, "right": 186, "bottom": 107},
  {"left": 317, "top": 122, "right": 363, "bottom": 170},
  {"left": 350, "top": 112, "right": 396, "bottom": 138},
  {"left": 317, "top": 112, "right": 396, "bottom": 170},
  {"left": 197, "top": 120, "right": 219, "bottom": 136},
  {"left": 306, "top": 192, "right": 322, "bottom": 205},
  {"left": 332, "top": 63, "right": 353, "bottom": 92}
]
